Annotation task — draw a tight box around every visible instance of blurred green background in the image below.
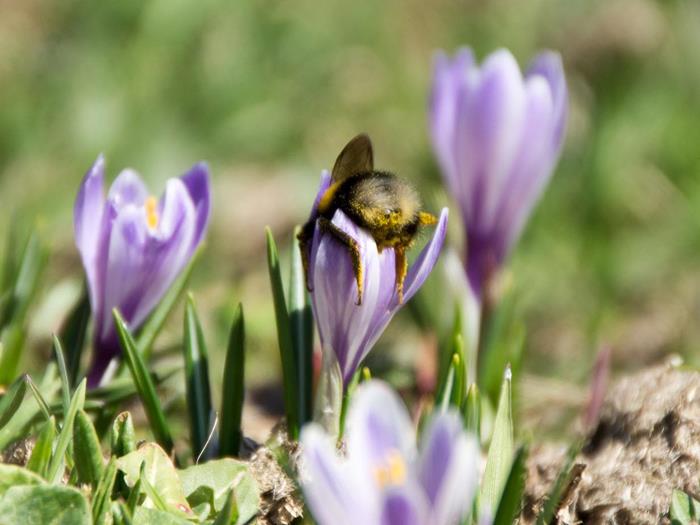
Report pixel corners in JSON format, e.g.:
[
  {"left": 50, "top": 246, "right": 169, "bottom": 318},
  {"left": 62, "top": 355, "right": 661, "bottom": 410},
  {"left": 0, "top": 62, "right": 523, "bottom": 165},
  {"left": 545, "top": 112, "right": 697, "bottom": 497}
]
[{"left": 2, "top": 0, "right": 700, "bottom": 440}]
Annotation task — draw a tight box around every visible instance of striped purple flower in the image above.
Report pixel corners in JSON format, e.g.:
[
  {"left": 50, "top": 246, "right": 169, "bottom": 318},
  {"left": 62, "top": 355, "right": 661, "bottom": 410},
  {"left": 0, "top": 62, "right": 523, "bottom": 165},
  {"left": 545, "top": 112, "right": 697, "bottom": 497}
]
[
  {"left": 74, "top": 156, "right": 210, "bottom": 385},
  {"left": 430, "top": 48, "right": 567, "bottom": 298},
  {"left": 306, "top": 171, "right": 448, "bottom": 386},
  {"left": 301, "top": 380, "right": 479, "bottom": 525}
]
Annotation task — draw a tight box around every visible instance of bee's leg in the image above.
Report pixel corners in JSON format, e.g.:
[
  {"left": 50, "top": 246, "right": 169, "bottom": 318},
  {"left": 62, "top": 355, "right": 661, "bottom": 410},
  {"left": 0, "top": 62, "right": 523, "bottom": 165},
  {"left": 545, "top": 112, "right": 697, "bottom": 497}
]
[
  {"left": 317, "top": 217, "right": 364, "bottom": 305},
  {"left": 418, "top": 211, "right": 438, "bottom": 226},
  {"left": 395, "top": 246, "right": 408, "bottom": 304},
  {"left": 297, "top": 220, "right": 316, "bottom": 292}
]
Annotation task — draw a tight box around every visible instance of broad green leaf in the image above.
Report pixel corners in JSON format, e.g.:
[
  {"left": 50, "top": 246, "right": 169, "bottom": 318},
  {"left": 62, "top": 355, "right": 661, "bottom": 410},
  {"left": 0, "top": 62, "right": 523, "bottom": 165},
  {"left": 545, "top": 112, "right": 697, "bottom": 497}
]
[
  {"left": 133, "top": 508, "right": 191, "bottom": 525},
  {"left": 219, "top": 304, "right": 245, "bottom": 457},
  {"left": 116, "top": 443, "right": 190, "bottom": 513},
  {"left": 0, "top": 374, "right": 27, "bottom": 429},
  {"left": 670, "top": 489, "right": 700, "bottom": 524},
  {"left": 47, "top": 379, "right": 86, "bottom": 483},
  {"left": 179, "top": 458, "right": 259, "bottom": 525},
  {"left": 0, "top": 464, "right": 44, "bottom": 496},
  {"left": 136, "top": 252, "right": 199, "bottom": 360},
  {"left": 59, "top": 286, "right": 90, "bottom": 388},
  {"left": 73, "top": 409, "right": 104, "bottom": 487},
  {"left": 26, "top": 417, "right": 56, "bottom": 478},
  {"left": 493, "top": 445, "right": 528, "bottom": 525},
  {"left": 265, "top": 227, "right": 299, "bottom": 439},
  {"left": 213, "top": 488, "right": 239, "bottom": 525},
  {"left": 111, "top": 411, "right": 136, "bottom": 457},
  {"left": 0, "top": 484, "right": 90, "bottom": 525},
  {"left": 288, "top": 227, "right": 313, "bottom": 426},
  {"left": 480, "top": 366, "right": 513, "bottom": 516},
  {"left": 183, "top": 294, "right": 213, "bottom": 462},
  {"left": 114, "top": 310, "right": 173, "bottom": 453}
]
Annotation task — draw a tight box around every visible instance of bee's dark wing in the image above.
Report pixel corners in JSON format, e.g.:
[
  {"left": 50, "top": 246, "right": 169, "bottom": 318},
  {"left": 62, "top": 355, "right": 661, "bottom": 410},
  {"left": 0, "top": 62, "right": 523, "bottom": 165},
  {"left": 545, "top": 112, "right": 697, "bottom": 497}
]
[{"left": 331, "top": 133, "right": 374, "bottom": 183}]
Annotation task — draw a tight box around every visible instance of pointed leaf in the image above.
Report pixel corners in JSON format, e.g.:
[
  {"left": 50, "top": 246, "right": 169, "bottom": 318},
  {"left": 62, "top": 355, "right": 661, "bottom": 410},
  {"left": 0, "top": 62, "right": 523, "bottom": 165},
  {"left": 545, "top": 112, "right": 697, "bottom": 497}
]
[
  {"left": 219, "top": 304, "right": 245, "bottom": 458},
  {"left": 47, "top": 378, "right": 86, "bottom": 483},
  {"left": 111, "top": 411, "right": 136, "bottom": 457},
  {"left": 493, "top": 445, "right": 528, "bottom": 525},
  {"left": 73, "top": 409, "right": 105, "bottom": 487},
  {"left": 114, "top": 309, "right": 173, "bottom": 453},
  {"left": 26, "top": 416, "right": 56, "bottom": 478},
  {"left": 93, "top": 458, "right": 117, "bottom": 525},
  {"left": 480, "top": 366, "right": 513, "bottom": 515},
  {"left": 265, "top": 227, "right": 298, "bottom": 439},
  {"left": 0, "top": 374, "right": 27, "bottom": 429}
]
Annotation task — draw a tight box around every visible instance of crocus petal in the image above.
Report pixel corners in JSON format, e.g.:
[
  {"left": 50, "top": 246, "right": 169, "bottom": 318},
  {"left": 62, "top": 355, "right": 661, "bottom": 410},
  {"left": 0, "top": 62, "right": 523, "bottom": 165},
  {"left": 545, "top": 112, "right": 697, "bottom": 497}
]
[
  {"left": 100, "top": 178, "right": 197, "bottom": 337},
  {"left": 380, "top": 485, "right": 429, "bottom": 525},
  {"left": 310, "top": 209, "right": 396, "bottom": 383},
  {"left": 180, "top": 162, "right": 211, "bottom": 248},
  {"left": 300, "top": 424, "right": 377, "bottom": 525},
  {"left": 527, "top": 51, "right": 568, "bottom": 149},
  {"left": 74, "top": 155, "right": 107, "bottom": 315},
  {"left": 429, "top": 47, "right": 567, "bottom": 297},
  {"left": 107, "top": 169, "right": 149, "bottom": 209},
  {"left": 346, "top": 381, "right": 416, "bottom": 483},
  {"left": 356, "top": 208, "right": 448, "bottom": 358},
  {"left": 418, "top": 412, "right": 479, "bottom": 525}
]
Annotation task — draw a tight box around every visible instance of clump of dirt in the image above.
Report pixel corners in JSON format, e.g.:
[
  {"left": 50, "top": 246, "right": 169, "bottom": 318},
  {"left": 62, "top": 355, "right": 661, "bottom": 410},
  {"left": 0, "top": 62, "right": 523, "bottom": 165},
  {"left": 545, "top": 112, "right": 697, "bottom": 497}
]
[{"left": 522, "top": 362, "right": 700, "bottom": 524}]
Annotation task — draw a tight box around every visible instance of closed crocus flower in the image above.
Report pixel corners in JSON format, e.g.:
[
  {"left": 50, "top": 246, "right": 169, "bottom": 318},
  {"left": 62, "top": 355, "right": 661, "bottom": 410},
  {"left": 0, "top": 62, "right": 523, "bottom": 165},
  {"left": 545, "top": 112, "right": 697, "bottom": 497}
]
[
  {"left": 306, "top": 171, "right": 448, "bottom": 387},
  {"left": 430, "top": 48, "right": 567, "bottom": 299},
  {"left": 74, "top": 155, "right": 211, "bottom": 385},
  {"left": 300, "top": 380, "right": 480, "bottom": 525}
]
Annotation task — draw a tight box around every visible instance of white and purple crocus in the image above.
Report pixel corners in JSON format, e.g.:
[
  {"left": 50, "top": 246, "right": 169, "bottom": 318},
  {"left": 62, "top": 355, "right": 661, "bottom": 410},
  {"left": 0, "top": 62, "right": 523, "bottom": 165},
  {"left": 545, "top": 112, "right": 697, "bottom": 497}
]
[
  {"left": 301, "top": 380, "right": 480, "bottom": 525},
  {"left": 430, "top": 48, "right": 567, "bottom": 300},
  {"left": 305, "top": 171, "right": 448, "bottom": 388},
  {"left": 74, "top": 155, "right": 211, "bottom": 385}
]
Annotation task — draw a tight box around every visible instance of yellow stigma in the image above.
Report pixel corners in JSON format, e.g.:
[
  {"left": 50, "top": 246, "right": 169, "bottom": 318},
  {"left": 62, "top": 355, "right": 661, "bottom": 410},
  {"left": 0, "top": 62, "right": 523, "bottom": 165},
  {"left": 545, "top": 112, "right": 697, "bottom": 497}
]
[
  {"left": 374, "top": 450, "right": 407, "bottom": 488},
  {"left": 145, "top": 196, "right": 159, "bottom": 230}
]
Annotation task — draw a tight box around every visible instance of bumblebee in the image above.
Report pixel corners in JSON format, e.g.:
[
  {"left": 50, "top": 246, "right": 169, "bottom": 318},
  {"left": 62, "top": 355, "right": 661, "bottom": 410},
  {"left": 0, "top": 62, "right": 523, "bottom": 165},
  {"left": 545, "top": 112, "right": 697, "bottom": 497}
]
[{"left": 298, "top": 133, "right": 437, "bottom": 305}]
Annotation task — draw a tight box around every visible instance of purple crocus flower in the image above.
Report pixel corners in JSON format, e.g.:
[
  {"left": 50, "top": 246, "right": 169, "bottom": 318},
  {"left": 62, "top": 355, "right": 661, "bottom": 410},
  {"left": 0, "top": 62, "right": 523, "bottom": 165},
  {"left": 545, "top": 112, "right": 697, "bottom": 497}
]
[
  {"left": 430, "top": 48, "right": 567, "bottom": 299},
  {"left": 300, "top": 380, "right": 480, "bottom": 525},
  {"left": 74, "top": 155, "right": 211, "bottom": 385},
  {"left": 306, "top": 171, "right": 448, "bottom": 386}
]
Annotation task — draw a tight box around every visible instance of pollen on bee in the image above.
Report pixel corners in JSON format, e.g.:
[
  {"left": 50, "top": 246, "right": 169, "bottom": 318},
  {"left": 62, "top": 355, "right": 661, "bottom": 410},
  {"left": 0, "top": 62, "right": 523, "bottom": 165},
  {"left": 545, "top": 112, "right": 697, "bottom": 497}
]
[
  {"left": 373, "top": 449, "right": 407, "bottom": 487},
  {"left": 145, "top": 196, "right": 159, "bottom": 229}
]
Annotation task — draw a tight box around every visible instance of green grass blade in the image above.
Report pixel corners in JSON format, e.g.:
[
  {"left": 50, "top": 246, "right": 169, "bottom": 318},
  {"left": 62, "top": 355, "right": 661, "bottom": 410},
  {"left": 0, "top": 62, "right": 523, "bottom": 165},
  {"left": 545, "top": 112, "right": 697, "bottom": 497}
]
[
  {"left": 136, "top": 251, "right": 199, "bottom": 360},
  {"left": 462, "top": 383, "right": 481, "bottom": 441},
  {"left": 111, "top": 411, "right": 136, "bottom": 457},
  {"left": 111, "top": 501, "right": 134, "bottom": 525},
  {"left": 0, "top": 325, "right": 26, "bottom": 385},
  {"left": 59, "top": 287, "right": 91, "bottom": 388},
  {"left": 437, "top": 354, "right": 457, "bottom": 412},
  {"left": 25, "top": 375, "right": 52, "bottom": 422},
  {"left": 219, "top": 303, "right": 245, "bottom": 457},
  {"left": 113, "top": 309, "right": 173, "bottom": 453},
  {"left": 493, "top": 445, "right": 528, "bottom": 525},
  {"left": 52, "top": 335, "right": 72, "bottom": 417},
  {"left": 0, "top": 374, "right": 27, "bottom": 429},
  {"left": 26, "top": 416, "right": 56, "bottom": 478},
  {"left": 288, "top": 227, "right": 313, "bottom": 426},
  {"left": 73, "top": 409, "right": 105, "bottom": 487},
  {"left": 265, "top": 227, "right": 299, "bottom": 439},
  {"left": 183, "top": 294, "right": 213, "bottom": 462},
  {"left": 480, "top": 365, "right": 514, "bottom": 517},
  {"left": 0, "top": 229, "right": 47, "bottom": 329},
  {"left": 535, "top": 443, "right": 582, "bottom": 525},
  {"left": 93, "top": 458, "right": 117, "bottom": 525},
  {"left": 213, "top": 488, "right": 239, "bottom": 525},
  {"left": 47, "top": 378, "right": 86, "bottom": 483}
]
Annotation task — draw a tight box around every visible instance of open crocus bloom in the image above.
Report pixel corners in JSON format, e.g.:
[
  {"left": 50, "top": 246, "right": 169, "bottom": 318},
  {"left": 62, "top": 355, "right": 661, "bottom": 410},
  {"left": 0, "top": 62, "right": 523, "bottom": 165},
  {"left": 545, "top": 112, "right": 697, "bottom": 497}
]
[
  {"left": 74, "top": 155, "right": 210, "bottom": 385},
  {"left": 305, "top": 171, "right": 448, "bottom": 385},
  {"left": 430, "top": 48, "right": 567, "bottom": 299},
  {"left": 300, "top": 380, "right": 479, "bottom": 525}
]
